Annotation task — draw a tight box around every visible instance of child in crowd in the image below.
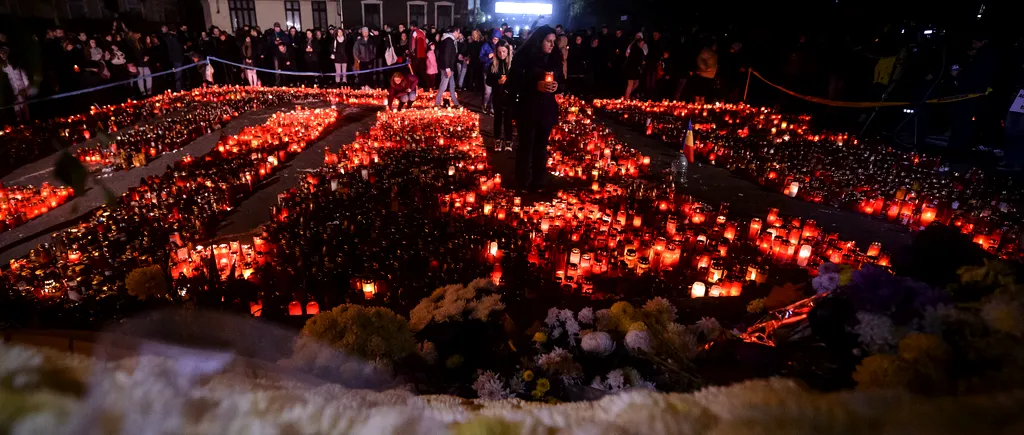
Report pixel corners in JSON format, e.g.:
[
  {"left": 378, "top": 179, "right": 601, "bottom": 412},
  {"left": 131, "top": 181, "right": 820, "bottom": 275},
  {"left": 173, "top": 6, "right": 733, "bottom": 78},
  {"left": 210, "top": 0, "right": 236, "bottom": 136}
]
[{"left": 425, "top": 42, "right": 438, "bottom": 91}]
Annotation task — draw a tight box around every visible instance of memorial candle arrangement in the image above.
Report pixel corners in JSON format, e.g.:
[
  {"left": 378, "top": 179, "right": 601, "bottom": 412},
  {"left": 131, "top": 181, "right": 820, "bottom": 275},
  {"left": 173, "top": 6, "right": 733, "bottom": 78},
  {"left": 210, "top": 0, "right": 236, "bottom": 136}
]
[
  {"left": 72, "top": 87, "right": 392, "bottom": 171},
  {"left": 6, "top": 107, "right": 338, "bottom": 301},
  {"left": 0, "top": 182, "right": 74, "bottom": 233},
  {"left": 595, "top": 99, "right": 1023, "bottom": 260},
  {"left": 240, "top": 100, "right": 889, "bottom": 315}
]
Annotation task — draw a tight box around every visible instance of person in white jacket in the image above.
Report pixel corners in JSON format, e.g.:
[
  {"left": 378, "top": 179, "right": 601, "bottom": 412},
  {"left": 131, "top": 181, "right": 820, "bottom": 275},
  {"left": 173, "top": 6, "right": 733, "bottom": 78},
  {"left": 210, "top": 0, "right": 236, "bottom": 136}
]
[{"left": 1, "top": 47, "right": 30, "bottom": 121}]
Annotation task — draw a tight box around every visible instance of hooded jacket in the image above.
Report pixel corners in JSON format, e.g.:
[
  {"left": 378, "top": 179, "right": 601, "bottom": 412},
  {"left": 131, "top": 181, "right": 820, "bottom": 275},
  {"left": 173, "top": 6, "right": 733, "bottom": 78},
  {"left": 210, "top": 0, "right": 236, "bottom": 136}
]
[
  {"left": 437, "top": 32, "right": 457, "bottom": 72},
  {"left": 479, "top": 29, "right": 502, "bottom": 67}
]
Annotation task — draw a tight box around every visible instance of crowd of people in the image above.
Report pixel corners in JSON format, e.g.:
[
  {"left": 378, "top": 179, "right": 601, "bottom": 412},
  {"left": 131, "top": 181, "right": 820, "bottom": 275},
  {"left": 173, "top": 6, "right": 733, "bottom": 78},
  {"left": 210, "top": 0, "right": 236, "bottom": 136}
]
[{"left": 1, "top": 16, "right": 1022, "bottom": 163}]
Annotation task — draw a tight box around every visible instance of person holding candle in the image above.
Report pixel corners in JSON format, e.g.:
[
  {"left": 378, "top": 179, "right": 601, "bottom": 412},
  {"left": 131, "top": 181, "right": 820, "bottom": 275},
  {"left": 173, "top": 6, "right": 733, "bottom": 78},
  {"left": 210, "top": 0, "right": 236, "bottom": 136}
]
[
  {"left": 508, "top": 25, "right": 563, "bottom": 193},
  {"left": 486, "top": 40, "right": 514, "bottom": 151},
  {"left": 387, "top": 70, "right": 418, "bottom": 111}
]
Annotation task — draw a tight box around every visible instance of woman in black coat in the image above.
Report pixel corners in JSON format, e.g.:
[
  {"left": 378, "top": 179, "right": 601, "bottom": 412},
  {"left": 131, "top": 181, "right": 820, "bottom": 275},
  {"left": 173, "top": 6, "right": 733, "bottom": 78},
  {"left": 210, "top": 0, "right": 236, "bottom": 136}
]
[
  {"left": 486, "top": 40, "right": 515, "bottom": 151},
  {"left": 302, "top": 30, "right": 320, "bottom": 85},
  {"left": 330, "top": 31, "right": 350, "bottom": 85},
  {"left": 507, "top": 25, "right": 563, "bottom": 192}
]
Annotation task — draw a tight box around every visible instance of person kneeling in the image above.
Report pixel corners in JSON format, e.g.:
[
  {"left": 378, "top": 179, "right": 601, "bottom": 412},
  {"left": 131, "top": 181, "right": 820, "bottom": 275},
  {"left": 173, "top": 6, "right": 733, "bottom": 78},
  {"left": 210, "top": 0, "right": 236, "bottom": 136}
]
[{"left": 387, "top": 70, "right": 419, "bottom": 110}]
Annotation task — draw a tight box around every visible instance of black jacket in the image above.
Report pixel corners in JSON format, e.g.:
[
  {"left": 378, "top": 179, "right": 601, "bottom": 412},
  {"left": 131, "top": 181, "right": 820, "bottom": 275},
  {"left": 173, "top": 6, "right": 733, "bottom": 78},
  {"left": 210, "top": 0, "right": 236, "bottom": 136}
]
[
  {"left": 331, "top": 37, "right": 349, "bottom": 64},
  {"left": 437, "top": 33, "right": 458, "bottom": 71},
  {"left": 508, "top": 47, "right": 563, "bottom": 122}
]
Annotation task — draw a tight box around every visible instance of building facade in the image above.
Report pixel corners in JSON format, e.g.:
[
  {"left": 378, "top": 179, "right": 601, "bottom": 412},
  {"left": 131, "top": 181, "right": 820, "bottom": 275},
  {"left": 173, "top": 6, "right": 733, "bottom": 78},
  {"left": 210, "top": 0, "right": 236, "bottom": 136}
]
[
  {"left": 201, "top": 0, "right": 475, "bottom": 32},
  {"left": 0, "top": 0, "right": 179, "bottom": 23}
]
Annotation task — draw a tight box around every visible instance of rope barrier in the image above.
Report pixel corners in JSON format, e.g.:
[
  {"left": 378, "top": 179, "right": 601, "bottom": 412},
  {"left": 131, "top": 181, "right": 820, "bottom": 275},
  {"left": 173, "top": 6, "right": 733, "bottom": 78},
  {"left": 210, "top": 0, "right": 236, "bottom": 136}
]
[
  {"left": 0, "top": 58, "right": 410, "bottom": 111},
  {"left": 0, "top": 61, "right": 208, "bottom": 110},
  {"left": 748, "top": 69, "right": 989, "bottom": 108},
  {"left": 207, "top": 56, "right": 409, "bottom": 77}
]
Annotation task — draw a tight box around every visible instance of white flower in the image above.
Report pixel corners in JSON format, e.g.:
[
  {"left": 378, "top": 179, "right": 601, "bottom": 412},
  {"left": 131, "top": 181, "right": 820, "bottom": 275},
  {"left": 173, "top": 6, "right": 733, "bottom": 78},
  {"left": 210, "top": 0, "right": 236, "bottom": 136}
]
[
  {"left": 536, "top": 347, "right": 571, "bottom": 368},
  {"left": 812, "top": 272, "right": 841, "bottom": 294},
  {"left": 914, "top": 304, "right": 954, "bottom": 334},
  {"left": 605, "top": 369, "right": 626, "bottom": 391},
  {"left": 590, "top": 376, "right": 606, "bottom": 389},
  {"left": 536, "top": 347, "right": 582, "bottom": 380},
  {"left": 695, "top": 317, "right": 721, "bottom": 338},
  {"left": 558, "top": 309, "right": 576, "bottom": 324},
  {"left": 545, "top": 307, "right": 561, "bottom": 326},
  {"left": 624, "top": 329, "right": 653, "bottom": 353},
  {"left": 642, "top": 297, "right": 678, "bottom": 322},
  {"left": 578, "top": 307, "right": 595, "bottom": 325},
  {"left": 472, "top": 370, "right": 512, "bottom": 400},
  {"left": 563, "top": 317, "right": 581, "bottom": 342},
  {"left": 551, "top": 326, "right": 564, "bottom": 339},
  {"left": 508, "top": 376, "right": 525, "bottom": 394},
  {"left": 854, "top": 311, "right": 899, "bottom": 353},
  {"left": 580, "top": 331, "right": 616, "bottom": 356}
]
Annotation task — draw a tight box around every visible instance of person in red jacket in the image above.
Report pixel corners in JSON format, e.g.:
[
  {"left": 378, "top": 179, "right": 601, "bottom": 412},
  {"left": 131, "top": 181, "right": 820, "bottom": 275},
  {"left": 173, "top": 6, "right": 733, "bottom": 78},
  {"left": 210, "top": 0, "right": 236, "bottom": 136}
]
[
  {"left": 409, "top": 21, "right": 428, "bottom": 84},
  {"left": 387, "top": 70, "right": 419, "bottom": 110}
]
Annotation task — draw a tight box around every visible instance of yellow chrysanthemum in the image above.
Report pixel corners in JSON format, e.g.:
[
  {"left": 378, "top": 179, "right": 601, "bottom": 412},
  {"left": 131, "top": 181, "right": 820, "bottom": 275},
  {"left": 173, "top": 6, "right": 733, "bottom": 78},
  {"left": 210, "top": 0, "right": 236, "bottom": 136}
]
[
  {"left": 445, "top": 354, "right": 464, "bottom": 369},
  {"left": 531, "top": 389, "right": 544, "bottom": 399},
  {"left": 898, "top": 333, "right": 950, "bottom": 365},
  {"left": 853, "top": 354, "right": 913, "bottom": 390},
  {"left": 522, "top": 370, "right": 534, "bottom": 381},
  {"left": 536, "top": 378, "right": 551, "bottom": 393},
  {"left": 838, "top": 265, "right": 855, "bottom": 286},
  {"left": 746, "top": 298, "right": 766, "bottom": 314},
  {"left": 532, "top": 332, "right": 548, "bottom": 343}
]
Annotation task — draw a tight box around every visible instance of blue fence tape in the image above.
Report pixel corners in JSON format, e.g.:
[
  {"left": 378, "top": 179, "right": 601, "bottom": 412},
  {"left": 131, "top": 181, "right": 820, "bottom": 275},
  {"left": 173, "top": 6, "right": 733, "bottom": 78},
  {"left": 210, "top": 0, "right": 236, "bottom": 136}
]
[
  {"left": 0, "top": 61, "right": 209, "bottom": 111},
  {"left": 206, "top": 56, "right": 410, "bottom": 77},
  {"left": 1, "top": 57, "right": 409, "bottom": 111}
]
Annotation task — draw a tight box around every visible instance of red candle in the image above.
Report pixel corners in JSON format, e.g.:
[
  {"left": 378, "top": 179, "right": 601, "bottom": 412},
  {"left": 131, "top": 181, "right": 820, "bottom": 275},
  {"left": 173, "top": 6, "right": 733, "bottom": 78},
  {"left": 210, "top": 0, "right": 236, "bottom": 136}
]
[
  {"left": 920, "top": 204, "right": 937, "bottom": 227},
  {"left": 749, "top": 218, "right": 762, "bottom": 240}
]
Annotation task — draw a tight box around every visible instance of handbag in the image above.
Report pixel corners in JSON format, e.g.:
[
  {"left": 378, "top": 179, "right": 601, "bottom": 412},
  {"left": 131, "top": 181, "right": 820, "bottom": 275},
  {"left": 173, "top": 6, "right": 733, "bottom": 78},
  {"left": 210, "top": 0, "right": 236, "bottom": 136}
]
[{"left": 384, "top": 35, "right": 398, "bottom": 65}]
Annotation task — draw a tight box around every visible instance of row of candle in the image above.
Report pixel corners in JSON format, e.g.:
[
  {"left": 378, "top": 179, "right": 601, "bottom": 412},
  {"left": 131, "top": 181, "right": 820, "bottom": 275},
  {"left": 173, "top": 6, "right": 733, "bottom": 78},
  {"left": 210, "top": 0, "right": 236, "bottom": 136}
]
[
  {"left": 6, "top": 107, "right": 339, "bottom": 301},
  {"left": 0, "top": 182, "right": 75, "bottom": 233},
  {"left": 72, "top": 91, "right": 292, "bottom": 170},
  {"left": 70, "top": 87, "right": 395, "bottom": 171},
  {"left": 0, "top": 87, "right": 260, "bottom": 177},
  {"left": 248, "top": 100, "right": 889, "bottom": 309},
  {"left": 594, "top": 99, "right": 1022, "bottom": 260}
]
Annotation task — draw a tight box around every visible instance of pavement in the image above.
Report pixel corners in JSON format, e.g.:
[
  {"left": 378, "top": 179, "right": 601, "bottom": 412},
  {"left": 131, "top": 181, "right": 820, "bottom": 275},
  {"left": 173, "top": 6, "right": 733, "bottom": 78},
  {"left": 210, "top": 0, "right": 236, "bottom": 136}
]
[{"left": 215, "top": 106, "right": 377, "bottom": 238}]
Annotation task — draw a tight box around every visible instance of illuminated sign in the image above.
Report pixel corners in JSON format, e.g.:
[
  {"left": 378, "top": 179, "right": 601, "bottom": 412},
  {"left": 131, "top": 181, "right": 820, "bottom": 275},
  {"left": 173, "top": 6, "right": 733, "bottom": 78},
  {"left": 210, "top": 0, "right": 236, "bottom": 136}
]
[{"left": 494, "top": 2, "right": 553, "bottom": 15}]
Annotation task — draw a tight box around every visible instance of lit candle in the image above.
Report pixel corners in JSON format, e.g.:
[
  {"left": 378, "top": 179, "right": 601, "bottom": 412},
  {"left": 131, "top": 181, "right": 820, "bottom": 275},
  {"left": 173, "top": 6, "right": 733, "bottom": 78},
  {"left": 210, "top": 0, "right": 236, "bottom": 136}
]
[
  {"left": 690, "top": 282, "right": 706, "bottom": 298},
  {"left": 362, "top": 280, "right": 377, "bottom": 299},
  {"left": 797, "top": 244, "right": 812, "bottom": 267},
  {"left": 749, "top": 218, "right": 762, "bottom": 240},
  {"left": 866, "top": 242, "right": 881, "bottom": 257},
  {"left": 920, "top": 203, "right": 937, "bottom": 227}
]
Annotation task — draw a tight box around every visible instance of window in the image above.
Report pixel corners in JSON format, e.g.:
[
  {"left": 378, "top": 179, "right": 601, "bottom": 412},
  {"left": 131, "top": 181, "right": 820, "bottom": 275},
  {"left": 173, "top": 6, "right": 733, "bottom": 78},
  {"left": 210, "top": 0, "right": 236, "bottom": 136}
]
[
  {"left": 311, "top": 1, "right": 329, "bottom": 30},
  {"left": 408, "top": 1, "right": 426, "bottom": 27},
  {"left": 362, "top": 1, "right": 382, "bottom": 29},
  {"left": 284, "top": 0, "right": 302, "bottom": 30},
  {"left": 67, "top": 0, "right": 88, "bottom": 16},
  {"left": 228, "top": 0, "right": 257, "bottom": 31},
  {"left": 435, "top": 2, "right": 454, "bottom": 29},
  {"left": 123, "top": 0, "right": 143, "bottom": 15}
]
